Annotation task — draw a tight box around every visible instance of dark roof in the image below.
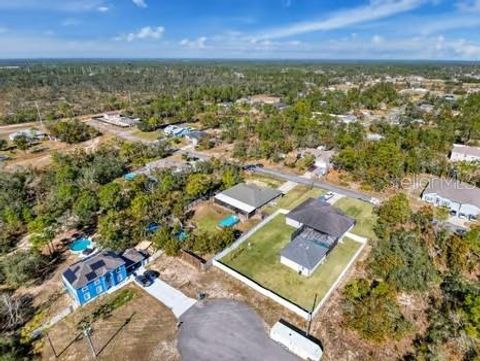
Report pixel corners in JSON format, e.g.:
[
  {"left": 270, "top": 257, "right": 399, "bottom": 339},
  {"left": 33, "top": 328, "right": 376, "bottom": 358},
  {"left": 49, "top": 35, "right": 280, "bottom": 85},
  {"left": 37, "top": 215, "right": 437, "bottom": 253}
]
[
  {"left": 423, "top": 178, "right": 480, "bottom": 208},
  {"left": 287, "top": 198, "right": 354, "bottom": 239},
  {"left": 218, "top": 183, "right": 282, "bottom": 208},
  {"left": 63, "top": 250, "right": 125, "bottom": 289},
  {"left": 281, "top": 234, "right": 329, "bottom": 270},
  {"left": 121, "top": 248, "right": 148, "bottom": 268}
]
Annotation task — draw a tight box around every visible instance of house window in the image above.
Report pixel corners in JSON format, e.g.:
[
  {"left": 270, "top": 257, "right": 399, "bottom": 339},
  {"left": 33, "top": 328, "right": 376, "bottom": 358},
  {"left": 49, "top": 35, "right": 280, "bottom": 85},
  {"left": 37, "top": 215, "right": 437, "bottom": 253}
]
[
  {"left": 94, "top": 279, "right": 101, "bottom": 286},
  {"left": 96, "top": 285, "right": 103, "bottom": 294},
  {"left": 84, "top": 292, "right": 91, "bottom": 301},
  {"left": 82, "top": 286, "right": 89, "bottom": 293}
]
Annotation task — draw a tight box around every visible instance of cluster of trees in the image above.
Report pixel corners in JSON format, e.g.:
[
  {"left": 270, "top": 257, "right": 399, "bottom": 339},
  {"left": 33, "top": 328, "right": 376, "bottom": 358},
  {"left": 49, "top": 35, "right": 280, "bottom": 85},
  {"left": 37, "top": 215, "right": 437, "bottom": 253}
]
[
  {"left": 47, "top": 119, "right": 100, "bottom": 144},
  {"left": 343, "top": 194, "right": 480, "bottom": 359},
  {"left": 96, "top": 159, "right": 242, "bottom": 253},
  {"left": 0, "top": 139, "right": 168, "bottom": 255},
  {"left": 2, "top": 61, "right": 477, "bottom": 125}
]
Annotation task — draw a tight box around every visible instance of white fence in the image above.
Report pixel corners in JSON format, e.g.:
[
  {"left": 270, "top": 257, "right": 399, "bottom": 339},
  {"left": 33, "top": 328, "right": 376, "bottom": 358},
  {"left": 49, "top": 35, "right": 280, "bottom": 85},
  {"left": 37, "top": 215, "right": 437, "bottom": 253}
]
[
  {"left": 213, "top": 259, "right": 311, "bottom": 320},
  {"left": 213, "top": 208, "right": 289, "bottom": 261},
  {"left": 311, "top": 238, "right": 366, "bottom": 317}
]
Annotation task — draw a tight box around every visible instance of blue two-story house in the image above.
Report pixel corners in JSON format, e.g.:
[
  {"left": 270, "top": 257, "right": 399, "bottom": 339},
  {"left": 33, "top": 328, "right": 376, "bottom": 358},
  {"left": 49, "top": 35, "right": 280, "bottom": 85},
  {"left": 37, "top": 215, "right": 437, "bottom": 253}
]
[{"left": 62, "top": 249, "right": 148, "bottom": 305}]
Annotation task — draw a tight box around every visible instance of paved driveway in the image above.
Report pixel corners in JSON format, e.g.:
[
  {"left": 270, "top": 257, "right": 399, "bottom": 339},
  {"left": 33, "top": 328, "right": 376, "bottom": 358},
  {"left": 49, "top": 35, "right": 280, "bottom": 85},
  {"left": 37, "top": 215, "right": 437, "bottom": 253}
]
[
  {"left": 138, "top": 277, "right": 196, "bottom": 318},
  {"left": 178, "top": 300, "right": 301, "bottom": 361}
]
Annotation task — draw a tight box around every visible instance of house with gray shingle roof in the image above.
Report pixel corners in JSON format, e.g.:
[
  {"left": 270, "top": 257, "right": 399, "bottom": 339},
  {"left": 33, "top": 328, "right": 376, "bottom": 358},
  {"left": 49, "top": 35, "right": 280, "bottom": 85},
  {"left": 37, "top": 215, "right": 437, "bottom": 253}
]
[
  {"left": 280, "top": 198, "right": 354, "bottom": 276},
  {"left": 62, "top": 249, "right": 148, "bottom": 305},
  {"left": 214, "top": 183, "right": 282, "bottom": 218},
  {"left": 421, "top": 178, "right": 480, "bottom": 220}
]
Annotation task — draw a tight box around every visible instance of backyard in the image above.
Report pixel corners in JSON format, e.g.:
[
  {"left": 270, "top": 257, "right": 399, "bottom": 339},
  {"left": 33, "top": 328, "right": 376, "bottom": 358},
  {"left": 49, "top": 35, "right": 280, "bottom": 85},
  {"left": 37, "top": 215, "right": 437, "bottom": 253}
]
[
  {"left": 265, "top": 185, "right": 325, "bottom": 213},
  {"left": 334, "top": 197, "right": 377, "bottom": 239},
  {"left": 191, "top": 202, "right": 259, "bottom": 234},
  {"left": 221, "top": 214, "right": 363, "bottom": 310}
]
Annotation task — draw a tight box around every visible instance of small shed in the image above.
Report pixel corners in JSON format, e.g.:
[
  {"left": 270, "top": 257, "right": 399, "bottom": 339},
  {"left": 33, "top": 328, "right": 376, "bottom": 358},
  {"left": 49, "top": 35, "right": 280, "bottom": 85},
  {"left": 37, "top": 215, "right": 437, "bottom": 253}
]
[{"left": 270, "top": 321, "right": 323, "bottom": 361}]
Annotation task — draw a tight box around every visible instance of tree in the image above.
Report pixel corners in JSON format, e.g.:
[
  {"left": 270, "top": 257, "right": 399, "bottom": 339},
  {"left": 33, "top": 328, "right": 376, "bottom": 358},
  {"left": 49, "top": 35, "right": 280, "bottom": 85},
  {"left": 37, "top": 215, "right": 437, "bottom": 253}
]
[
  {"left": 12, "top": 135, "right": 29, "bottom": 151},
  {"left": 343, "top": 279, "right": 411, "bottom": 342},
  {"left": 0, "top": 250, "right": 48, "bottom": 288},
  {"left": 73, "top": 191, "right": 99, "bottom": 226},
  {"left": 98, "top": 182, "right": 124, "bottom": 211},
  {"left": 97, "top": 210, "right": 136, "bottom": 251},
  {"left": 185, "top": 173, "right": 212, "bottom": 199},
  {"left": 375, "top": 193, "right": 411, "bottom": 235}
]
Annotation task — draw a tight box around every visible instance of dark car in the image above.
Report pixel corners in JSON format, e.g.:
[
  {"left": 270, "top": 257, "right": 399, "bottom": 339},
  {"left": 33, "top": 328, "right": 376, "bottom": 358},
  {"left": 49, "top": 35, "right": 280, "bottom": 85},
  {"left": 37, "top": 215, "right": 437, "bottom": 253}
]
[
  {"left": 144, "top": 270, "right": 160, "bottom": 282},
  {"left": 135, "top": 274, "right": 153, "bottom": 287}
]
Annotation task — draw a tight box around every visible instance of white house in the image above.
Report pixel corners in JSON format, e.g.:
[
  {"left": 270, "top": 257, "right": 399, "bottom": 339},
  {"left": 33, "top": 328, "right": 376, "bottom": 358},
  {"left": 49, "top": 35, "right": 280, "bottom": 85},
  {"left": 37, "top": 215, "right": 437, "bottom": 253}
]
[
  {"left": 421, "top": 178, "right": 480, "bottom": 220},
  {"left": 281, "top": 198, "right": 354, "bottom": 276},
  {"left": 450, "top": 144, "right": 480, "bottom": 162},
  {"left": 95, "top": 111, "right": 140, "bottom": 128}
]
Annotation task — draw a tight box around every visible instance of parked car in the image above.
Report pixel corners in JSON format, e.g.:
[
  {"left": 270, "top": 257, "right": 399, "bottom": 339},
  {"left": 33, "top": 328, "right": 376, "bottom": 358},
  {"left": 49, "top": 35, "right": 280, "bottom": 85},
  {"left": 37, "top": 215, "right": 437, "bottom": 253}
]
[
  {"left": 144, "top": 270, "right": 160, "bottom": 282},
  {"left": 135, "top": 274, "right": 153, "bottom": 287},
  {"left": 319, "top": 192, "right": 334, "bottom": 202}
]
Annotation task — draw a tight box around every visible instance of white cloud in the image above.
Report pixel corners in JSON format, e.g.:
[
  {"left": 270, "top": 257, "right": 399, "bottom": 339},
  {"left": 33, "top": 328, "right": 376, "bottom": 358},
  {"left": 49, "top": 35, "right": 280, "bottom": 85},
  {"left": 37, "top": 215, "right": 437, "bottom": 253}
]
[
  {"left": 97, "top": 6, "right": 109, "bottom": 12},
  {"left": 457, "top": 0, "right": 480, "bottom": 11},
  {"left": 132, "top": 0, "right": 147, "bottom": 7},
  {"left": 254, "top": 0, "right": 429, "bottom": 40},
  {"left": 179, "top": 37, "right": 208, "bottom": 49},
  {"left": 372, "top": 34, "right": 384, "bottom": 44},
  {"left": 61, "top": 18, "right": 81, "bottom": 26},
  {"left": 0, "top": 27, "right": 8, "bottom": 34},
  {"left": 115, "top": 26, "right": 165, "bottom": 42}
]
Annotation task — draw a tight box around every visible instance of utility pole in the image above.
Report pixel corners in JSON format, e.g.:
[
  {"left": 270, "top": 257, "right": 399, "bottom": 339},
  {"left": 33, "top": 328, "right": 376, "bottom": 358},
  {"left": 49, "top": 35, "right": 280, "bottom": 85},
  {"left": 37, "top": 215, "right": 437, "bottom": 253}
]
[
  {"left": 82, "top": 325, "right": 96, "bottom": 359},
  {"left": 46, "top": 332, "right": 58, "bottom": 358},
  {"left": 35, "top": 101, "right": 45, "bottom": 131},
  {"left": 306, "top": 293, "right": 318, "bottom": 336}
]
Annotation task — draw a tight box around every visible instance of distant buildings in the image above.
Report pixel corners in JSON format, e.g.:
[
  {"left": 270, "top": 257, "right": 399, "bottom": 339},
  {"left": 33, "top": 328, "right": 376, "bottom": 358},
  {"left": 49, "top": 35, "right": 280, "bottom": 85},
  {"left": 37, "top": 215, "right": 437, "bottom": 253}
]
[
  {"left": 185, "top": 130, "right": 207, "bottom": 147},
  {"left": 93, "top": 111, "right": 140, "bottom": 128},
  {"left": 450, "top": 144, "right": 480, "bottom": 162},
  {"left": 163, "top": 124, "right": 192, "bottom": 137},
  {"left": 421, "top": 178, "right": 480, "bottom": 220},
  {"left": 9, "top": 128, "right": 47, "bottom": 142}
]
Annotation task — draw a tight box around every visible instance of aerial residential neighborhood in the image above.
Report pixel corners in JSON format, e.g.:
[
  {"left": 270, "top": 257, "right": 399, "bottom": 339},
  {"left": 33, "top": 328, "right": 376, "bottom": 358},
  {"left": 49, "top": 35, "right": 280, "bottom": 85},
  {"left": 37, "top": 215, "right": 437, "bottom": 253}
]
[{"left": 1, "top": 1, "right": 480, "bottom": 361}]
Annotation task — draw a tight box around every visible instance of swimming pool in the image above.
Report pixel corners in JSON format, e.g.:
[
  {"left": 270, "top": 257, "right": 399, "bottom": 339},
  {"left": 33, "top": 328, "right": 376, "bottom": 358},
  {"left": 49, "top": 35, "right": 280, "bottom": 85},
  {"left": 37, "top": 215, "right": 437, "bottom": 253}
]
[
  {"left": 123, "top": 172, "right": 137, "bottom": 181},
  {"left": 218, "top": 215, "right": 240, "bottom": 228},
  {"left": 69, "top": 237, "right": 92, "bottom": 253}
]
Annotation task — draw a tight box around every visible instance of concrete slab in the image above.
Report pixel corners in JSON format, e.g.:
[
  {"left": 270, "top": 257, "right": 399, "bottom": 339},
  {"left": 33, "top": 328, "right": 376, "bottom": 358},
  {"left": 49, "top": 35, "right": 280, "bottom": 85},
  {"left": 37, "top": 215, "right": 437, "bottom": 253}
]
[{"left": 139, "top": 277, "right": 196, "bottom": 318}]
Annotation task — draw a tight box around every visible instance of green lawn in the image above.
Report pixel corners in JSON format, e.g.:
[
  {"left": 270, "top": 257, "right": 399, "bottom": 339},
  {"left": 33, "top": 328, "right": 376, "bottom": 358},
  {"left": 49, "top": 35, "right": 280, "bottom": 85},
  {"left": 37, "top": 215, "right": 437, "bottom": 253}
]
[
  {"left": 334, "top": 197, "right": 377, "bottom": 239},
  {"left": 245, "top": 173, "right": 283, "bottom": 188},
  {"left": 222, "top": 214, "right": 362, "bottom": 310},
  {"left": 192, "top": 204, "right": 230, "bottom": 234},
  {"left": 265, "top": 186, "right": 325, "bottom": 213}
]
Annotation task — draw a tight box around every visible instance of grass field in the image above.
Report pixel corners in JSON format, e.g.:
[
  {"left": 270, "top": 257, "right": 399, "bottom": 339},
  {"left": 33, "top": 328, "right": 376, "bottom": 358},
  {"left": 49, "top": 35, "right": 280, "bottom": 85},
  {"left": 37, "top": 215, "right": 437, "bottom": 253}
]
[
  {"left": 334, "top": 197, "right": 377, "bottom": 239},
  {"left": 221, "top": 214, "right": 362, "bottom": 310},
  {"left": 245, "top": 173, "right": 283, "bottom": 188},
  {"left": 192, "top": 203, "right": 230, "bottom": 234},
  {"left": 265, "top": 186, "right": 325, "bottom": 213}
]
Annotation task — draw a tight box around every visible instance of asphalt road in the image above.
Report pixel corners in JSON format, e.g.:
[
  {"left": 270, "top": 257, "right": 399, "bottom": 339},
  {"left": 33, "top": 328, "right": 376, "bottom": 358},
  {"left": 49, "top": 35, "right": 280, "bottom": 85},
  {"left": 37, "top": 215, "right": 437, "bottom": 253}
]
[
  {"left": 252, "top": 167, "right": 374, "bottom": 203},
  {"left": 178, "top": 299, "right": 301, "bottom": 361}
]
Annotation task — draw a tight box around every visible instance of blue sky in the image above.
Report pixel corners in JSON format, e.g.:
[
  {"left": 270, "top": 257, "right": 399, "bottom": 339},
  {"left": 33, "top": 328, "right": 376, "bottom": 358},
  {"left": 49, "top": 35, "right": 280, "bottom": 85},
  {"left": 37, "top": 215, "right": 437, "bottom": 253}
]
[{"left": 0, "top": 0, "right": 479, "bottom": 59}]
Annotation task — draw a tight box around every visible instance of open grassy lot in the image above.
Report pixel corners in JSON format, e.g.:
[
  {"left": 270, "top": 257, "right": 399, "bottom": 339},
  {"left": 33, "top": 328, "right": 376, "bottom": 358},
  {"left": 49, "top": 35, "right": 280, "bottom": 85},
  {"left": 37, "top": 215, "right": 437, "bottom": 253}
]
[
  {"left": 129, "top": 129, "right": 164, "bottom": 142},
  {"left": 265, "top": 185, "right": 325, "bottom": 213},
  {"left": 334, "top": 197, "right": 377, "bottom": 239},
  {"left": 221, "top": 214, "right": 362, "bottom": 310},
  {"left": 244, "top": 173, "right": 283, "bottom": 188},
  {"left": 41, "top": 285, "right": 179, "bottom": 361}
]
